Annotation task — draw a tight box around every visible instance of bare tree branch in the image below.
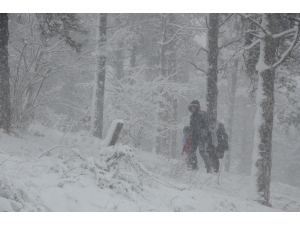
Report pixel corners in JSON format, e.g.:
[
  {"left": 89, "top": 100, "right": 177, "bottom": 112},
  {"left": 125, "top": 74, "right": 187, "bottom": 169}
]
[
  {"left": 157, "top": 25, "right": 188, "bottom": 46},
  {"left": 196, "top": 47, "right": 208, "bottom": 55},
  {"left": 167, "top": 22, "right": 206, "bottom": 31},
  {"left": 187, "top": 60, "right": 207, "bottom": 74},
  {"left": 218, "top": 49, "right": 243, "bottom": 72},
  {"left": 219, "top": 36, "right": 243, "bottom": 50},
  {"left": 245, "top": 29, "right": 261, "bottom": 34},
  {"left": 286, "top": 16, "right": 300, "bottom": 23},
  {"left": 218, "top": 14, "right": 233, "bottom": 29}
]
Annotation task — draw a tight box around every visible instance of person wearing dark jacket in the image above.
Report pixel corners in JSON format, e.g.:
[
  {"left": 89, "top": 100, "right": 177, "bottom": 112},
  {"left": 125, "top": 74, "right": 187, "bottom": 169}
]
[
  {"left": 207, "top": 116, "right": 228, "bottom": 173},
  {"left": 188, "top": 100, "right": 211, "bottom": 172}
]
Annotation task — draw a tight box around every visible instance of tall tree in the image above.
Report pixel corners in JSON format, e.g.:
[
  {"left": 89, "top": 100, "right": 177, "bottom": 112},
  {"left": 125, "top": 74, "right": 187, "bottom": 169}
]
[
  {"left": 155, "top": 14, "right": 169, "bottom": 154},
  {"left": 224, "top": 58, "right": 239, "bottom": 172},
  {"left": 245, "top": 13, "right": 300, "bottom": 206},
  {"left": 168, "top": 13, "right": 178, "bottom": 158},
  {"left": 91, "top": 13, "right": 108, "bottom": 138},
  {"left": 0, "top": 13, "right": 11, "bottom": 133},
  {"left": 206, "top": 13, "right": 220, "bottom": 119},
  {"left": 155, "top": 13, "right": 180, "bottom": 157}
]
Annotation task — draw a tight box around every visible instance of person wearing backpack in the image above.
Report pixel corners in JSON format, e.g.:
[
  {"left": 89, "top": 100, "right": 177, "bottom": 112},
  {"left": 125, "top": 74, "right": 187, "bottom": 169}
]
[
  {"left": 188, "top": 100, "right": 211, "bottom": 172},
  {"left": 207, "top": 116, "right": 229, "bottom": 173}
]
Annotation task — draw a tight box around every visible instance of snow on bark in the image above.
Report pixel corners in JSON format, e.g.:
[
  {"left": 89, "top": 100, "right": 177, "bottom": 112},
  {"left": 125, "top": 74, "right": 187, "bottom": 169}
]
[
  {"left": 249, "top": 15, "right": 274, "bottom": 205},
  {"left": 249, "top": 71, "right": 264, "bottom": 201},
  {"left": 247, "top": 14, "right": 300, "bottom": 206}
]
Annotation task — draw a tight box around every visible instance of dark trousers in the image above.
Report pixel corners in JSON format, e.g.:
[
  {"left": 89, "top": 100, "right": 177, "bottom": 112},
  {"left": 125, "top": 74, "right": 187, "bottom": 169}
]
[
  {"left": 208, "top": 148, "right": 220, "bottom": 173},
  {"left": 188, "top": 142, "right": 211, "bottom": 171}
]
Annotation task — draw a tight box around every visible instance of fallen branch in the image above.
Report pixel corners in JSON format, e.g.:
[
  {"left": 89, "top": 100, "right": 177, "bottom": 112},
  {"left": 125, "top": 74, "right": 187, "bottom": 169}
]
[{"left": 38, "top": 145, "right": 70, "bottom": 159}]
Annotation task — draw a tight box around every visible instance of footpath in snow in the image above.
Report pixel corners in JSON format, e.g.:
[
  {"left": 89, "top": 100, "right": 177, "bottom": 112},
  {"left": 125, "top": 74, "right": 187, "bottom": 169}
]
[{"left": 0, "top": 123, "right": 299, "bottom": 212}]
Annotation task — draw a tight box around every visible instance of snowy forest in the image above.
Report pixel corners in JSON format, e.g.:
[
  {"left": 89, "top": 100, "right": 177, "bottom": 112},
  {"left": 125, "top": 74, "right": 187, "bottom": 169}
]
[{"left": 0, "top": 13, "right": 300, "bottom": 212}]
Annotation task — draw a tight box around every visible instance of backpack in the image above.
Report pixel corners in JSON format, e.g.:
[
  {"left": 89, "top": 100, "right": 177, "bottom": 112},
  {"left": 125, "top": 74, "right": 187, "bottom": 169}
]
[
  {"left": 218, "top": 123, "right": 228, "bottom": 151},
  {"left": 207, "top": 123, "right": 228, "bottom": 159},
  {"left": 216, "top": 123, "right": 228, "bottom": 158}
]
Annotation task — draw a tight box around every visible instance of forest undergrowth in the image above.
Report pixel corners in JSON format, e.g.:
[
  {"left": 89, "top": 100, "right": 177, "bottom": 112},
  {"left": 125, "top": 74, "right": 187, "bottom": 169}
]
[{"left": 0, "top": 124, "right": 299, "bottom": 211}]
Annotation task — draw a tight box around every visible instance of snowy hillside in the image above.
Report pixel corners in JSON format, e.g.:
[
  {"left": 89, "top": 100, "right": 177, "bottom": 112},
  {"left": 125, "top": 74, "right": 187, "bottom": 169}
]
[{"left": 0, "top": 124, "right": 299, "bottom": 212}]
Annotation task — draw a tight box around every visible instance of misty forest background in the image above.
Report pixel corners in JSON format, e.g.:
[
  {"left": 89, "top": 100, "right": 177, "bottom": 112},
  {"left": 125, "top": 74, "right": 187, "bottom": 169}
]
[{"left": 0, "top": 13, "right": 300, "bottom": 200}]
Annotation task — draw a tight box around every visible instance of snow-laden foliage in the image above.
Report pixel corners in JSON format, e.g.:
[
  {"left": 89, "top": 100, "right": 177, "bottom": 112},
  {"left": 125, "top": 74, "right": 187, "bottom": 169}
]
[
  {"left": 8, "top": 14, "right": 86, "bottom": 131},
  {"left": 1, "top": 126, "right": 300, "bottom": 212},
  {"left": 2, "top": 13, "right": 300, "bottom": 211},
  {"left": 105, "top": 67, "right": 191, "bottom": 148},
  {"left": 0, "top": 143, "right": 143, "bottom": 211}
]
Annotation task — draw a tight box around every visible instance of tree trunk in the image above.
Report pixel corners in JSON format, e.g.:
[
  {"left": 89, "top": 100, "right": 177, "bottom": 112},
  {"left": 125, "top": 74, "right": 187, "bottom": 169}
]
[
  {"left": 155, "top": 14, "right": 169, "bottom": 155},
  {"left": 224, "top": 58, "right": 239, "bottom": 172},
  {"left": 130, "top": 43, "right": 137, "bottom": 71},
  {"left": 91, "top": 13, "right": 107, "bottom": 139},
  {"left": 170, "top": 99, "right": 177, "bottom": 158},
  {"left": 114, "top": 39, "right": 124, "bottom": 79},
  {"left": 250, "top": 14, "right": 277, "bottom": 206},
  {"left": 0, "top": 13, "right": 11, "bottom": 133},
  {"left": 167, "top": 13, "right": 178, "bottom": 158},
  {"left": 206, "top": 13, "right": 219, "bottom": 120}
]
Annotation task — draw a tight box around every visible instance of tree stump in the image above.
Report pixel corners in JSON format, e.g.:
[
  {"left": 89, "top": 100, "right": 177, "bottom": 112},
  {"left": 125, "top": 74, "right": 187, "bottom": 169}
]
[
  {"left": 103, "top": 119, "right": 124, "bottom": 147},
  {"left": 108, "top": 122, "right": 124, "bottom": 146}
]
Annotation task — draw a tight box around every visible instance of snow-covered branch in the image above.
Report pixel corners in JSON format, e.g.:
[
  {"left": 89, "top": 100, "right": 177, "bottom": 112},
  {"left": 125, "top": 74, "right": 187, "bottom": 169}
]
[
  {"left": 273, "top": 27, "right": 297, "bottom": 39},
  {"left": 238, "top": 14, "right": 269, "bottom": 36},
  {"left": 286, "top": 16, "right": 300, "bottom": 23},
  {"left": 249, "top": 17, "right": 270, "bottom": 36},
  {"left": 271, "top": 26, "right": 300, "bottom": 70},
  {"left": 244, "top": 39, "right": 261, "bottom": 51}
]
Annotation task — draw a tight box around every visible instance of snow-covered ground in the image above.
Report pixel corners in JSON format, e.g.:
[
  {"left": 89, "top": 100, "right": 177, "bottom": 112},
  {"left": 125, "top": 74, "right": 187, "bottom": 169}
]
[{"left": 0, "top": 123, "right": 300, "bottom": 212}]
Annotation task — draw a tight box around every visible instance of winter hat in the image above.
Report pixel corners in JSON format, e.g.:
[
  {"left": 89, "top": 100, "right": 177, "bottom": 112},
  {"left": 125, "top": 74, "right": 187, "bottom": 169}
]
[
  {"left": 188, "top": 100, "right": 200, "bottom": 112},
  {"left": 183, "top": 126, "right": 190, "bottom": 133}
]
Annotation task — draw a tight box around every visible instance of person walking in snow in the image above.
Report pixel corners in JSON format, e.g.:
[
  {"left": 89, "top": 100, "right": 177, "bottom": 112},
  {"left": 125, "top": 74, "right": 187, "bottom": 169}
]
[
  {"left": 188, "top": 100, "right": 211, "bottom": 172},
  {"left": 207, "top": 116, "right": 228, "bottom": 173}
]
